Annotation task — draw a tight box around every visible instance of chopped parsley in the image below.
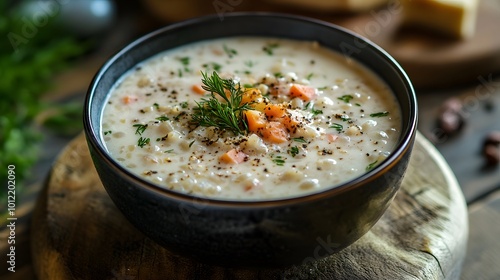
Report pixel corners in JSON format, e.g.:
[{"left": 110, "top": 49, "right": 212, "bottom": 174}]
[
  {"left": 153, "top": 102, "right": 159, "bottom": 109},
  {"left": 178, "top": 56, "right": 191, "bottom": 73},
  {"left": 366, "top": 160, "right": 378, "bottom": 171},
  {"left": 338, "top": 95, "right": 353, "bottom": 103},
  {"left": 137, "top": 137, "right": 150, "bottom": 148},
  {"left": 203, "top": 62, "right": 222, "bottom": 72},
  {"left": 164, "top": 149, "right": 174, "bottom": 153},
  {"left": 274, "top": 72, "right": 284, "bottom": 78},
  {"left": 156, "top": 115, "right": 169, "bottom": 122},
  {"left": 311, "top": 107, "right": 323, "bottom": 116},
  {"left": 370, "top": 111, "right": 389, "bottom": 117},
  {"left": 104, "top": 130, "right": 112, "bottom": 135},
  {"left": 329, "top": 123, "right": 343, "bottom": 132},
  {"left": 263, "top": 43, "right": 279, "bottom": 55},
  {"left": 289, "top": 146, "right": 299, "bottom": 157},
  {"left": 223, "top": 44, "right": 237, "bottom": 58},
  {"left": 244, "top": 60, "right": 255, "bottom": 67},
  {"left": 293, "top": 137, "right": 307, "bottom": 143},
  {"left": 272, "top": 155, "right": 286, "bottom": 166},
  {"left": 133, "top": 123, "right": 148, "bottom": 135},
  {"left": 180, "top": 101, "right": 189, "bottom": 109},
  {"left": 306, "top": 73, "right": 314, "bottom": 80}
]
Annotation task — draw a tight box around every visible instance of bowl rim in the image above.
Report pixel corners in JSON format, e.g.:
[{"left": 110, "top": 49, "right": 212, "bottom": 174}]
[{"left": 84, "top": 11, "right": 418, "bottom": 207}]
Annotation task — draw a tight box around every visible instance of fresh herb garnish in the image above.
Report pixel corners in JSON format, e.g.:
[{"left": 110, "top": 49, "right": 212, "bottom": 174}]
[
  {"left": 329, "top": 123, "right": 343, "bottom": 132},
  {"left": 133, "top": 123, "right": 148, "bottom": 135},
  {"left": 179, "top": 56, "right": 190, "bottom": 65},
  {"left": 311, "top": 107, "right": 323, "bottom": 116},
  {"left": 370, "top": 111, "right": 389, "bottom": 117},
  {"left": 190, "top": 71, "right": 251, "bottom": 135},
  {"left": 180, "top": 101, "right": 189, "bottom": 109},
  {"left": 293, "top": 137, "right": 307, "bottom": 143},
  {"left": 272, "top": 155, "right": 286, "bottom": 166},
  {"left": 289, "top": 146, "right": 299, "bottom": 157},
  {"left": 178, "top": 56, "right": 191, "bottom": 73},
  {"left": 189, "top": 140, "right": 195, "bottom": 148},
  {"left": 366, "top": 160, "right": 378, "bottom": 171},
  {"left": 223, "top": 44, "right": 237, "bottom": 58},
  {"left": 306, "top": 73, "right": 314, "bottom": 80},
  {"left": 203, "top": 62, "right": 222, "bottom": 72},
  {"left": 274, "top": 72, "right": 284, "bottom": 78},
  {"left": 338, "top": 95, "right": 353, "bottom": 103},
  {"left": 244, "top": 60, "right": 255, "bottom": 67},
  {"left": 138, "top": 137, "right": 150, "bottom": 148},
  {"left": 164, "top": 149, "right": 174, "bottom": 153},
  {"left": 104, "top": 130, "right": 112, "bottom": 135},
  {"left": 263, "top": 43, "right": 279, "bottom": 55},
  {"left": 156, "top": 115, "right": 169, "bottom": 122},
  {"left": 153, "top": 103, "right": 160, "bottom": 109}
]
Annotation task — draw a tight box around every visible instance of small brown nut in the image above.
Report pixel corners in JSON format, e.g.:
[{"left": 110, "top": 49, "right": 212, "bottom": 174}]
[
  {"left": 439, "top": 110, "right": 463, "bottom": 135},
  {"left": 483, "top": 131, "right": 500, "bottom": 147},
  {"left": 441, "top": 97, "right": 463, "bottom": 113},
  {"left": 483, "top": 144, "right": 500, "bottom": 166},
  {"left": 437, "top": 97, "right": 465, "bottom": 135}
]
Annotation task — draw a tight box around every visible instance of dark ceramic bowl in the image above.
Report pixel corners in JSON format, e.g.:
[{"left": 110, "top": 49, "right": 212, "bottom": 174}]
[{"left": 84, "top": 13, "right": 417, "bottom": 267}]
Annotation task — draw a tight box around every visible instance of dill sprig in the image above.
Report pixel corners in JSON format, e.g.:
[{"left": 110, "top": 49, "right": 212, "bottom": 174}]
[{"left": 191, "top": 71, "right": 251, "bottom": 135}]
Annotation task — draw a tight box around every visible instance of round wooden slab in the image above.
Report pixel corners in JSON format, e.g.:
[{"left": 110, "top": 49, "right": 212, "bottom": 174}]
[{"left": 31, "top": 132, "right": 468, "bottom": 280}]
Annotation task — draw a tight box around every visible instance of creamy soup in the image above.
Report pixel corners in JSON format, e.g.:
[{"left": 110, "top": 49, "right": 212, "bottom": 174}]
[{"left": 101, "top": 37, "right": 401, "bottom": 200}]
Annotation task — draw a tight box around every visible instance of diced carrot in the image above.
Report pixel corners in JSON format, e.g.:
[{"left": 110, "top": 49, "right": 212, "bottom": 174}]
[
  {"left": 261, "top": 122, "right": 289, "bottom": 143},
  {"left": 327, "top": 134, "right": 338, "bottom": 143},
  {"left": 241, "top": 88, "right": 262, "bottom": 105},
  {"left": 122, "top": 95, "right": 138, "bottom": 104},
  {"left": 289, "top": 84, "right": 316, "bottom": 101},
  {"left": 282, "top": 111, "right": 302, "bottom": 131},
  {"left": 220, "top": 149, "right": 248, "bottom": 164},
  {"left": 191, "top": 84, "right": 205, "bottom": 95},
  {"left": 244, "top": 110, "right": 267, "bottom": 132},
  {"left": 264, "top": 103, "right": 287, "bottom": 120}
]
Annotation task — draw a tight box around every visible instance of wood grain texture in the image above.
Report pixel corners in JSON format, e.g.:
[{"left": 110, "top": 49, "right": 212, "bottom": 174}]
[{"left": 31, "top": 132, "right": 468, "bottom": 280}]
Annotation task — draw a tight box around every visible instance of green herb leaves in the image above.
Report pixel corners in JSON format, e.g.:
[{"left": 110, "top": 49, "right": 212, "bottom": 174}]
[
  {"left": 338, "top": 95, "right": 353, "bottom": 103},
  {"left": 370, "top": 111, "right": 389, "bottom": 117},
  {"left": 132, "top": 123, "right": 149, "bottom": 148},
  {"left": 190, "top": 71, "right": 251, "bottom": 135}
]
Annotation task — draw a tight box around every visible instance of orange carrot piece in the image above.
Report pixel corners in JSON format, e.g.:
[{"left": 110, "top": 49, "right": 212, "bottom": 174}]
[
  {"left": 264, "top": 103, "right": 287, "bottom": 120},
  {"left": 282, "top": 111, "right": 302, "bottom": 131},
  {"left": 261, "top": 122, "right": 289, "bottom": 144},
  {"left": 220, "top": 149, "right": 248, "bottom": 164},
  {"left": 244, "top": 110, "right": 267, "bottom": 132},
  {"left": 241, "top": 88, "right": 262, "bottom": 105},
  {"left": 122, "top": 95, "right": 138, "bottom": 104},
  {"left": 191, "top": 84, "right": 206, "bottom": 95},
  {"left": 289, "top": 84, "right": 316, "bottom": 101}
]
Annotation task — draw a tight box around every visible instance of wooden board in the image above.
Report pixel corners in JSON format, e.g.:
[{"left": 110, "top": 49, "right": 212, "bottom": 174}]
[{"left": 30, "top": 132, "right": 468, "bottom": 279}]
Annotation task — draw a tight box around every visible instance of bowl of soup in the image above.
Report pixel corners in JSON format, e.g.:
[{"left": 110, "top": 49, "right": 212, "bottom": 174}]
[{"left": 84, "top": 12, "right": 417, "bottom": 267}]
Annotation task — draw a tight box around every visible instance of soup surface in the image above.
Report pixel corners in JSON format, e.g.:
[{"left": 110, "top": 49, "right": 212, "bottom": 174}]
[{"left": 102, "top": 37, "right": 401, "bottom": 200}]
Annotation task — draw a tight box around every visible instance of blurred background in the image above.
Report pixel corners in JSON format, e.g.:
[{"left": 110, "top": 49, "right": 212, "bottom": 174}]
[{"left": 1, "top": 0, "right": 499, "bottom": 279}]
